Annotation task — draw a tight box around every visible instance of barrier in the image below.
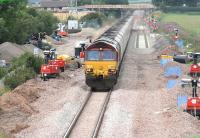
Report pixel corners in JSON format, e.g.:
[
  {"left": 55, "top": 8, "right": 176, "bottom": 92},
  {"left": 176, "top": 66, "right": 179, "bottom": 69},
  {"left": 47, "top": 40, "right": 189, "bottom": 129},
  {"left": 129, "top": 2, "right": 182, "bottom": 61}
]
[
  {"left": 167, "top": 80, "right": 178, "bottom": 90},
  {"left": 164, "top": 66, "right": 182, "bottom": 77},
  {"left": 177, "top": 95, "right": 188, "bottom": 109}
]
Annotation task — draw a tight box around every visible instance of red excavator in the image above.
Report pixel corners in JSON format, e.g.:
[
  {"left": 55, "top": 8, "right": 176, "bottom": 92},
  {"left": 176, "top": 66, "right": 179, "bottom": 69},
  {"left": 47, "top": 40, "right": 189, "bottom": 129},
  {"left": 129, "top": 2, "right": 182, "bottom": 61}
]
[{"left": 40, "top": 48, "right": 65, "bottom": 81}]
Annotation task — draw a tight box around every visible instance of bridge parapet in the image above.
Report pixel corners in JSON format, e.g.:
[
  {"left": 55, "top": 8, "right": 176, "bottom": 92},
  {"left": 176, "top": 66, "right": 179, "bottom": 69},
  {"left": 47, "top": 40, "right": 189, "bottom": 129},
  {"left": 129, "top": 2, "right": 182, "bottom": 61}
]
[{"left": 79, "top": 4, "right": 155, "bottom": 9}]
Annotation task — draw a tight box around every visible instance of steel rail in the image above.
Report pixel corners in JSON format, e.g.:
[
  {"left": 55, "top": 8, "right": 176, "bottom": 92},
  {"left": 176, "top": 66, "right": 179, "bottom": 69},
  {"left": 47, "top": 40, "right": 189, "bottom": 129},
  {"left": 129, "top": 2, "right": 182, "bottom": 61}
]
[
  {"left": 92, "top": 89, "right": 112, "bottom": 138},
  {"left": 63, "top": 91, "right": 92, "bottom": 138},
  {"left": 143, "top": 30, "right": 149, "bottom": 48}
]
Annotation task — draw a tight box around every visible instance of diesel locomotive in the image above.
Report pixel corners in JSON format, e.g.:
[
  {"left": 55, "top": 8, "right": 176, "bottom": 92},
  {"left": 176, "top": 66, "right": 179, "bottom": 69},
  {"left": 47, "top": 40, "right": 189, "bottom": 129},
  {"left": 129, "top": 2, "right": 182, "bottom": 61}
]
[{"left": 84, "top": 14, "right": 133, "bottom": 90}]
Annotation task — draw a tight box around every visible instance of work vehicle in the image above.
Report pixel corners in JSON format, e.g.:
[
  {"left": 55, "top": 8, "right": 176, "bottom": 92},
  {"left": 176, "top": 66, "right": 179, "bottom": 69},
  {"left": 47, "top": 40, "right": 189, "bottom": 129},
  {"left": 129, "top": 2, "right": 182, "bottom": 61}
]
[
  {"left": 48, "top": 59, "right": 65, "bottom": 72},
  {"left": 173, "top": 52, "right": 193, "bottom": 64},
  {"left": 182, "top": 53, "right": 200, "bottom": 116},
  {"left": 186, "top": 76, "right": 200, "bottom": 116},
  {"left": 40, "top": 64, "right": 60, "bottom": 81},
  {"left": 40, "top": 48, "right": 62, "bottom": 80},
  {"left": 83, "top": 14, "right": 133, "bottom": 90},
  {"left": 189, "top": 53, "right": 200, "bottom": 77}
]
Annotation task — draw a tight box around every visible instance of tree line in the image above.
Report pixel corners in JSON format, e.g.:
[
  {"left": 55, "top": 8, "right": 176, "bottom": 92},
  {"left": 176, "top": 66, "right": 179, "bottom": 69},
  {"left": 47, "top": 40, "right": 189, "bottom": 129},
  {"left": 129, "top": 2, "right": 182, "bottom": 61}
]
[
  {"left": 0, "top": 0, "right": 58, "bottom": 44},
  {"left": 152, "top": 0, "right": 199, "bottom": 7},
  {"left": 78, "top": 0, "right": 129, "bottom": 5}
]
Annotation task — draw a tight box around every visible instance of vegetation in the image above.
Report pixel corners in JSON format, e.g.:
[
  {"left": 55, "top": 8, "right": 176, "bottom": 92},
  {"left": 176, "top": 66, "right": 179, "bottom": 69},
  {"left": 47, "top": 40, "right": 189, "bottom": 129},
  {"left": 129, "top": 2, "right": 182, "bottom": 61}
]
[
  {"left": 4, "top": 67, "right": 36, "bottom": 89},
  {"left": 0, "top": 129, "right": 11, "bottom": 138},
  {"left": 2, "top": 53, "right": 44, "bottom": 90},
  {"left": 161, "top": 12, "right": 200, "bottom": 36},
  {"left": 0, "top": 87, "right": 10, "bottom": 96},
  {"left": 0, "top": 67, "right": 7, "bottom": 79},
  {"left": 80, "top": 13, "right": 106, "bottom": 28},
  {"left": 9, "top": 53, "right": 44, "bottom": 73},
  {"left": 78, "top": 0, "right": 129, "bottom": 5},
  {"left": 152, "top": 0, "right": 199, "bottom": 7},
  {"left": 0, "top": 0, "right": 58, "bottom": 44},
  {"left": 159, "top": 12, "right": 200, "bottom": 52},
  {"left": 0, "top": 133, "right": 7, "bottom": 138}
]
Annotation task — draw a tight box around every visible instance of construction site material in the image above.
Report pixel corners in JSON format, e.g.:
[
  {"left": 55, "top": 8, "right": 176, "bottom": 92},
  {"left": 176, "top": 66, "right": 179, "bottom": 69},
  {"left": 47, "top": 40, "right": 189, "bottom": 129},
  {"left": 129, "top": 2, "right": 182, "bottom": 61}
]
[{"left": 0, "top": 42, "right": 43, "bottom": 62}]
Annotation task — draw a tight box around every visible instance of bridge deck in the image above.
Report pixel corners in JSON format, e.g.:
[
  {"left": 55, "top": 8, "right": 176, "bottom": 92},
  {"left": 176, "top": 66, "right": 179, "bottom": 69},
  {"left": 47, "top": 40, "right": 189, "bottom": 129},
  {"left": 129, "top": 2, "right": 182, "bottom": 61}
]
[{"left": 80, "top": 4, "right": 155, "bottom": 9}]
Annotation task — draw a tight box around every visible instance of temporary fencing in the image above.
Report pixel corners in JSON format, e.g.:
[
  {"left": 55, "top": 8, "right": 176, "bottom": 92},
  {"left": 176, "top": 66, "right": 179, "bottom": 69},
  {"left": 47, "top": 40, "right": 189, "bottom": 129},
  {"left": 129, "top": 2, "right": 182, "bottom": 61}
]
[
  {"left": 167, "top": 80, "right": 178, "bottom": 90},
  {"left": 177, "top": 95, "right": 188, "bottom": 109},
  {"left": 164, "top": 66, "right": 182, "bottom": 77}
]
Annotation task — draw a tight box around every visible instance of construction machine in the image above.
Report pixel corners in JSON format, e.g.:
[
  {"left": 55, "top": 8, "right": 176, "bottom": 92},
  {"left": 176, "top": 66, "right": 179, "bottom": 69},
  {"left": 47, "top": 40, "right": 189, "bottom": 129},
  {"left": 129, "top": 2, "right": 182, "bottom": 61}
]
[
  {"left": 189, "top": 53, "right": 200, "bottom": 77},
  {"left": 173, "top": 52, "right": 193, "bottom": 64},
  {"left": 40, "top": 48, "right": 65, "bottom": 81},
  {"left": 181, "top": 53, "right": 200, "bottom": 116}
]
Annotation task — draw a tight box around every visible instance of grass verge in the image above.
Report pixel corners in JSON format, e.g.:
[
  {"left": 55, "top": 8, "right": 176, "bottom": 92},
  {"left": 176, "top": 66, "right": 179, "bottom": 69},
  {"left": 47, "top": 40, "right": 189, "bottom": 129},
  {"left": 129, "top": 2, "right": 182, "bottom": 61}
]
[{"left": 161, "top": 12, "right": 200, "bottom": 37}]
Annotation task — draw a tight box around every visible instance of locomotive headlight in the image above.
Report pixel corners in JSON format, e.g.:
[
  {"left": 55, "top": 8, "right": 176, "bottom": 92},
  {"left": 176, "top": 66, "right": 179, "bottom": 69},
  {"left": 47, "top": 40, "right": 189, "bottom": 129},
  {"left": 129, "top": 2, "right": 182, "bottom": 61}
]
[
  {"left": 108, "top": 66, "right": 116, "bottom": 74},
  {"left": 86, "top": 65, "right": 93, "bottom": 73},
  {"left": 193, "top": 65, "right": 198, "bottom": 69},
  {"left": 86, "top": 68, "right": 93, "bottom": 72},
  {"left": 191, "top": 99, "right": 197, "bottom": 104}
]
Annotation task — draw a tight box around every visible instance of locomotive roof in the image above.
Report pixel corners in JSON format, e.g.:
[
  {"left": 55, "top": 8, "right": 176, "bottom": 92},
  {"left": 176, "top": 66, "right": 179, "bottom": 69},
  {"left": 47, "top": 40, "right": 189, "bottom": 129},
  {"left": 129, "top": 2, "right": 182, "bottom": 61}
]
[
  {"left": 87, "top": 14, "right": 132, "bottom": 51},
  {"left": 100, "top": 15, "right": 130, "bottom": 40}
]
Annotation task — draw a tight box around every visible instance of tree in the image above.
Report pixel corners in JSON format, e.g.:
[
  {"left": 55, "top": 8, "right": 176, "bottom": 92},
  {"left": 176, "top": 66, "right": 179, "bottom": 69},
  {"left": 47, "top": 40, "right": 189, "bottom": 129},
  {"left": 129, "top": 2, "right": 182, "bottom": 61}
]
[
  {"left": 35, "top": 11, "right": 58, "bottom": 35},
  {"left": 152, "top": 0, "right": 198, "bottom": 7},
  {"left": 0, "top": 0, "right": 58, "bottom": 44},
  {"left": 78, "top": 0, "right": 129, "bottom": 5},
  {"left": 105, "top": 0, "right": 129, "bottom": 4}
]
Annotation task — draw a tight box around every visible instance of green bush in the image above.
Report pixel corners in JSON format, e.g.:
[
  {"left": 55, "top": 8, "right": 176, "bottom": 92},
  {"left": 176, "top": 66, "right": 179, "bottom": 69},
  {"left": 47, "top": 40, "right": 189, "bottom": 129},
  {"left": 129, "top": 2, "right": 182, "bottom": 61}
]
[
  {"left": 80, "top": 13, "right": 106, "bottom": 28},
  {"left": 9, "top": 52, "right": 44, "bottom": 73},
  {"left": 4, "top": 67, "right": 36, "bottom": 89},
  {"left": 0, "top": 67, "right": 7, "bottom": 79},
  {"left": 26, "top": 55, "right": 44, "bottom": 74},
  {"left": 0, "top": 87, "right": 10, "bottom": 96},
  {"left": 3, "top": 52, "right": 44, "bottom": 90}
]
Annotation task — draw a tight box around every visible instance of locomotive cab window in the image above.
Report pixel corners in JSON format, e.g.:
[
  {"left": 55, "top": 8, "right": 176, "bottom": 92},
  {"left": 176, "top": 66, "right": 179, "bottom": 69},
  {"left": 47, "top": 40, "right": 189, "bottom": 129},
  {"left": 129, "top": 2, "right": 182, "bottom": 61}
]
[
  {"left": 86, "top": 50, "right": 116, "bottom": 61},
  {"left": 86, "top": 51, "right": 100, "bottom": 61},
  {"left": 102, "top": 50, "right": 116, "bottom": 61}
]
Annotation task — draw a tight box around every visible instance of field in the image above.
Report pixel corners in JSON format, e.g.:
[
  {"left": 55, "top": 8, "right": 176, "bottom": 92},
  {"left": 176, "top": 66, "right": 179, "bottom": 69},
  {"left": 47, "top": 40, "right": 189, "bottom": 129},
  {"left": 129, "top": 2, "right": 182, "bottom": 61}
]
[{"left": 161, "top": 12, "right": 200, "bottom": 37}]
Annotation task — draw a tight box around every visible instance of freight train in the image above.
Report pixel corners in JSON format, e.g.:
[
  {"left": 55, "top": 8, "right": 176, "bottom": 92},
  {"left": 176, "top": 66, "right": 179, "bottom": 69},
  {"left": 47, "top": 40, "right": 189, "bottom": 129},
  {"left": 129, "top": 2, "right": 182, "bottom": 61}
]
[{"left": 83, "top": 14, "right": 133, "bottom": 90}]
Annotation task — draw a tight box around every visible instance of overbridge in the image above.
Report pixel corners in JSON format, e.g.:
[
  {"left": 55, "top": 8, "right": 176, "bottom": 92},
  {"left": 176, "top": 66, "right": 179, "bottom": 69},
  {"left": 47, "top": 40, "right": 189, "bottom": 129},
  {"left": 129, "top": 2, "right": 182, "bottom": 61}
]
[{"left": 79, "top": 4, "right": 155, "bottom": 10}]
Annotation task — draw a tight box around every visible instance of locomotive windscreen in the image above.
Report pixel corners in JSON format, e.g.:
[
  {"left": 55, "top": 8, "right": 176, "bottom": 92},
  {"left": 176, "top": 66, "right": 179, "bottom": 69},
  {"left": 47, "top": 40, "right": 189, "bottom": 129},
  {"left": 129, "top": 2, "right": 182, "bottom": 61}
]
[{"left": 86, "top": 50, "right": 117, "bottom": 61}]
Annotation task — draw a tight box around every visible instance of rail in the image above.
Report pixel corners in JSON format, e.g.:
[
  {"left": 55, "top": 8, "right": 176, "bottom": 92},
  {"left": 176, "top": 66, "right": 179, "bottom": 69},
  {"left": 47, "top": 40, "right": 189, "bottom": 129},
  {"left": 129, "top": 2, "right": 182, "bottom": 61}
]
[
  {"left": 63, "top": 91, "right": 92, "bottom": 138},
  {"left": 92, "top": 89, "right": 112, "bottom": 138},
  {"left": 63, "top": 89, "right": 112, "bottom": 138}
]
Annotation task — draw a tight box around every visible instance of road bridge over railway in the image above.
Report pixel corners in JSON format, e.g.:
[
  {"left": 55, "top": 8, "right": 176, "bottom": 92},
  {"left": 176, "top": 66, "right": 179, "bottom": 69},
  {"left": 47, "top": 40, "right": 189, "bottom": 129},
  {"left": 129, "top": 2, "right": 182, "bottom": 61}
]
[{"left": 79, "top": 4, "right": 155, "bottom": 10}]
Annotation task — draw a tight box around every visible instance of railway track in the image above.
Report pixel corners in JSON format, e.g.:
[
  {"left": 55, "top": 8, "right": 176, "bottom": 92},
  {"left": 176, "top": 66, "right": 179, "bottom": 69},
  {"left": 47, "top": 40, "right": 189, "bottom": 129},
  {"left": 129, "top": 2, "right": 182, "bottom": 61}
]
[
  {"left": 135, "top": 30, "right": 149, "bottom": 49},
  {"left": 63, "top": 89, "right": 112, "bottom": 138}
]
